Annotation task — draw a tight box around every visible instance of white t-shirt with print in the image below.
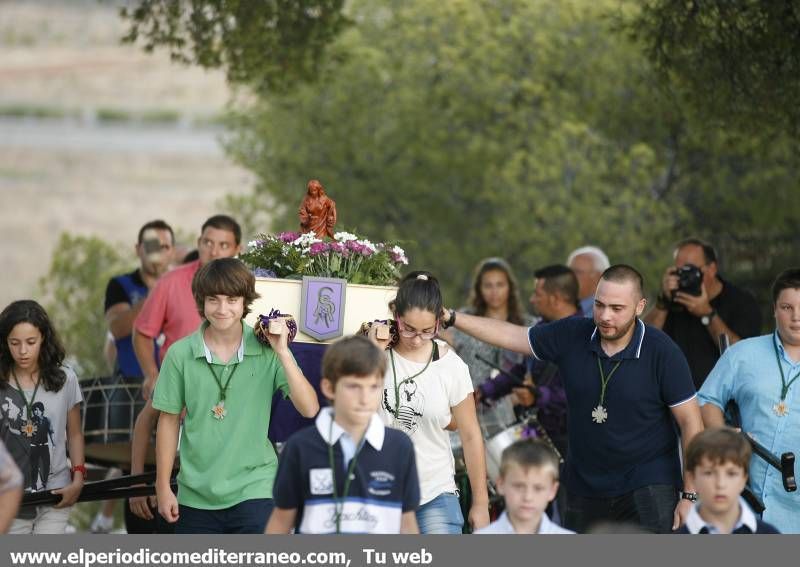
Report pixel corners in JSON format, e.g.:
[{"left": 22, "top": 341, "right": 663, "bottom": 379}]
[{"left": 379, "top": 342, "right": 473, "bottom": 505}]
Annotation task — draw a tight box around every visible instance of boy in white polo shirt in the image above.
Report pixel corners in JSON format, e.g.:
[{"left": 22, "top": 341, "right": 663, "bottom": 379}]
[{"left": 476, "top": 439, "right": 573, "bottom": 535}]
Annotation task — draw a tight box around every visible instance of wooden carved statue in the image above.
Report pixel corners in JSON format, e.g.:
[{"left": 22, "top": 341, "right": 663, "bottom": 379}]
[{"left": 298, "top": 179, "right": 337, "bottom": 239}]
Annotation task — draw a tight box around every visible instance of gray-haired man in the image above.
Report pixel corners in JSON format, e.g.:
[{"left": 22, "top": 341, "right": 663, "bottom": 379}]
[{"left": 567, "top": 246, "right": 610, "bottom": 317}]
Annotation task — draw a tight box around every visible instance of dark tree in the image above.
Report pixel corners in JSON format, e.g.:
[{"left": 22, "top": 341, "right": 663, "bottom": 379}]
[
  {"left": 120, "top": 0, "right": 350, "bottom": 92},
  {"left": 631, "top": 0, "right": 800, "bottom": 134}
]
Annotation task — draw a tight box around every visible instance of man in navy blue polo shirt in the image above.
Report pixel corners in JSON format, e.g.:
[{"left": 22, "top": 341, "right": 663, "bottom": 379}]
[{"left": 442, "top": 264, "right": 704, "bottom": 533}]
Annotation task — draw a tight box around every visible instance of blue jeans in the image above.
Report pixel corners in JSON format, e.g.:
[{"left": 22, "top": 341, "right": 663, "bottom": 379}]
[
  {"left": 416, "top": 493, "right": 464, "bottom": 534},
  {"left": 564, "top": 484, "right": 678, "bottom": 534},
  {"left": 175, "top": 498, "right": 273, "bottom": 534}
]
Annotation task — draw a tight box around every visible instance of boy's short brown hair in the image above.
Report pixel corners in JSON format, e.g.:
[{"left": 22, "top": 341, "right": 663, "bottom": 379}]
[
  {"left": 192, "top": 258, "right": 260, "bottom": 318},
  {"left": 500, "top": 438, "right": 560, "bottom": 480},
  {"left": 322, "top": 336, "right": 386, "bottom": 388},
  {"left": 685, "top": 427, "right": 751, "bottom": 474}
]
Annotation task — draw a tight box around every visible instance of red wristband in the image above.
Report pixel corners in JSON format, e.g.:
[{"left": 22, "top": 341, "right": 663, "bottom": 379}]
[{"left": 71, "top": 464, "right": 87, "bottom": 477}]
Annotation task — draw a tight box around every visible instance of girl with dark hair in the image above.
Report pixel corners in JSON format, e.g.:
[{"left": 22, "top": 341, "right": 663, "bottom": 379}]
[
  {"left": 467, "top": 258, "right": 527, "bottom": 325},
  {"left": 0, "top": 300, "right": 84, "bottom": 534},
  {"left": 443, "top": 258, "right": 535, "bottom": 435},
  {"left": 370, "top": 272, "right": 489, "bottom": 533}
]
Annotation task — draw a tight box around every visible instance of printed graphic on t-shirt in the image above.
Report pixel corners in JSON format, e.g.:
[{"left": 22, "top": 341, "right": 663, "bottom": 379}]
[
  {"left": 383, "top": 380, "right": 424, "bottom": 436},
  {"left": 1, "top": 390, "right": 54, "bottom": 491}
]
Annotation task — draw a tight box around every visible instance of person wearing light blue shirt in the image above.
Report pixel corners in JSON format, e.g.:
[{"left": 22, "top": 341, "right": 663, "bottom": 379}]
[
  {"left": 477, "top": 509, "right": 574, "bottom": 534},
  {"left": 698, "top": 267, "right": 800, "bottom": 533}
]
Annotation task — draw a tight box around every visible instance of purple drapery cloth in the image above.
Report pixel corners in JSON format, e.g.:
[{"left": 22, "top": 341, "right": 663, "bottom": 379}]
[{"left": 268, "top": 341, "right": 329, "bottom": 442}]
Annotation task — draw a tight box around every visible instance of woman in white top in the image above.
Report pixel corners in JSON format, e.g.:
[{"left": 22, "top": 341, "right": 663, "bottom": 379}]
[{"left": 371, "top": 271, "right": 489, "bottom": 533}]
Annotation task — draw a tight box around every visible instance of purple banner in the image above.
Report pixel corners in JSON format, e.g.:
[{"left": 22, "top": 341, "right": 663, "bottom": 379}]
[{"left": 299, "top": 276, "right": 347, "bottom": 341}]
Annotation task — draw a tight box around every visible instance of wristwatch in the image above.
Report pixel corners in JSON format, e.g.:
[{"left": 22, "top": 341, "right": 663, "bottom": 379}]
[
  {"left": 680, "top": 491, "right": 698, "bottom": 502},
  {"left": 700, "top": 310, "right": 716, "bottom": 326}
]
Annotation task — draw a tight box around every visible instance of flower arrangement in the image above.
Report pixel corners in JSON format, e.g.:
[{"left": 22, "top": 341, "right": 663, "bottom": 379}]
[{"left": 240, "top": 231, "right": 409, "bottom": 286}]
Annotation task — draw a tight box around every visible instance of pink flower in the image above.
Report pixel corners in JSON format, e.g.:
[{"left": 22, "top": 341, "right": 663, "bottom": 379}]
[
  {"left": 309, "top": 242, "right": 329, "bottom": 256},
  {"left": 278, "top": 231, "right": 300, "bottom": 243},
  {"left": 390, "top": 245, "right": 409, "bottom": 265}
]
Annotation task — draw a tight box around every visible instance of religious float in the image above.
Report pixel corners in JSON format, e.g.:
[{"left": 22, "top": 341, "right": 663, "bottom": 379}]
[{"left": 240, "top": 179, "right": 408, "bottom": 441}]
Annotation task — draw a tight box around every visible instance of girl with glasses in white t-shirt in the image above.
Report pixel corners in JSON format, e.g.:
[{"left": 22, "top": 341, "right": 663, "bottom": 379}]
[{"left": 369, "top": 271, "right": 489, "bottom": 533}]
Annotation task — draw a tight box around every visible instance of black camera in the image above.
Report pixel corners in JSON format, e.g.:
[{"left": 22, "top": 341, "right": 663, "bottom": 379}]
[{"left": 671, "top": 264, "right": 703, "bottom": 298}]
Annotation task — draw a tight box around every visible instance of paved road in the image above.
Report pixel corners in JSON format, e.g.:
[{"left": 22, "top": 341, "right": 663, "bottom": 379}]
[
  {"left": 0, "top": 117, "right": 228, "bottom": 157},
  {"left": 0, "top": 115, "right": 250, "bottom": 308}
]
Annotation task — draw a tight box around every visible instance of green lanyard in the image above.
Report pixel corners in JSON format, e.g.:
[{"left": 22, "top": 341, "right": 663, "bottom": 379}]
[
  {"left": 205, "top": 358, "right": 240, "bottom": 403},
  {"left": 596, "top": 356, "right": 622, "bottom": 408},
  {"left": 11, "top": 369, "right": 41, "bottom": 423},
  {"left": 773, "top": 335, "right": 800, "bottom": 402},
  {"left": 327, "top": 417, "right": 364, "bottom": 534},
  {"left": 389, "top": 344, "right": 434, "bottom": 419}
]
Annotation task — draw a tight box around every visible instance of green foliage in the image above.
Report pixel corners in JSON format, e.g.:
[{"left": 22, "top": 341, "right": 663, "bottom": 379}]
[
  {"left": 38, "top": 233, "right": 127, "bottom": 379},
  {"left": 210, "top": 0, "right": 797, "bottom": 319},
  {"left": 225, "top": 0, "right": 685, "bottom": 300},
  {"left": 120, "top": 0, "right": 351, "bottom": 93},
  {"left": 217, "top": 191, "right": 275, "bottom": 241},
  {"left": 650, "top": 124, "right": 800, "bottom": 317},
  {"left": 630, "top": 0, "right": 800, "bottom": 136}
]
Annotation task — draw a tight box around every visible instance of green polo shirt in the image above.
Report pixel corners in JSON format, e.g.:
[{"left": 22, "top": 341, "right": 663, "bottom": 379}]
[{"left": 152, "top": 321, "right": 291, "bottom": 509}]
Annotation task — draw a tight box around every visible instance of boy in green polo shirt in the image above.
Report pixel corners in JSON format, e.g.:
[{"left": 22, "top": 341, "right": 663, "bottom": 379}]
[{"left": 152, "top": 258, "right": 319, "bottom": 533}]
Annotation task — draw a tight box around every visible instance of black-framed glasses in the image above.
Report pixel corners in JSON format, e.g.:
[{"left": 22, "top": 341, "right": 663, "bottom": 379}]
[{"left": 396, "top": 318, "right": 438, "bottom": 339}]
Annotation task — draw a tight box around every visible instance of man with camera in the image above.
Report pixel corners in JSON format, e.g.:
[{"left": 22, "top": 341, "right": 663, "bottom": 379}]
[
  {"left": 644, "top": 238, "right": 761, "bottom": 389},
  {"left": 104, "top": 220, "right": 175, "bottom": 381},
  {"left": 95, "top": 219, "right": 175, "bottom": 533}
]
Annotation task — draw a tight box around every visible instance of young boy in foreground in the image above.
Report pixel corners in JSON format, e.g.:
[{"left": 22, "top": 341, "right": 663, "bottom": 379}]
[
  {"left": 266, "top": 335, "right": 420, "bottom": 534},
  {"left": 476, "top": 438, "right": 573, "bottom": 534},
  {"left": 676, "top": 427, "right": 780, "bottom": 534},
  {"left": 153, "top": 258, "right": 319, "bottom": 533}
]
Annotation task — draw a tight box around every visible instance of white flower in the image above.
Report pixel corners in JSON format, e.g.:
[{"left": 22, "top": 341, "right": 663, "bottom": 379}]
[
  {"left": 334, "top": 231, "right": 358, "bottom": 242},
  {"left": 391, "top": 245, "right": 409, "bottom": 265},
  {"left": 291, "top": 232, "right": 322, "bottom": 253},
  {"left": 247, "top": 240, "right": 261, "bottom": 249},
  {"left": 356, "top": 239, "right": 377, "bottom": 253}
]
